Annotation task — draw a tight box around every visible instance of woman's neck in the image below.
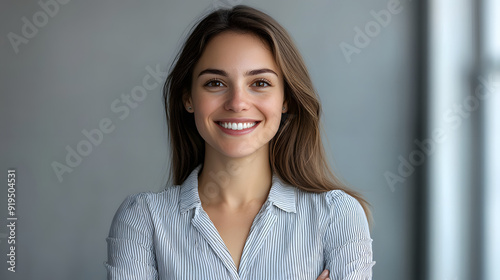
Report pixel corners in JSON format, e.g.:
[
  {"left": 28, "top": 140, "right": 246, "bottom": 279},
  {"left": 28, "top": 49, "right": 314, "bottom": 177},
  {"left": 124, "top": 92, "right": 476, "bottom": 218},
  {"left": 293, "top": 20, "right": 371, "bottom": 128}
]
[{"left": 198, "top": 145, "right": 272, "bottom": 211}]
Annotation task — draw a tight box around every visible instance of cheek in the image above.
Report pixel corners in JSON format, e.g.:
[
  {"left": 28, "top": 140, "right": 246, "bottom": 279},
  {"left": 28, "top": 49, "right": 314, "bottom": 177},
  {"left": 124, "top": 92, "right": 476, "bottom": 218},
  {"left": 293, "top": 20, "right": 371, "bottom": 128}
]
[
  {"left": 192, "top": 92, "right": 221, "bottom": 113},
  {"left": 191, "top": 95, "right": 220, "bottom": 136},
  {"left": 193, "top": 107, "right": 212, "bottom": 135},
  {"left": 258, "top": 104, "right": 284, "bottom": 140},
  {"left": 263, "top": 97, "right": 285, "bottom": 122}
]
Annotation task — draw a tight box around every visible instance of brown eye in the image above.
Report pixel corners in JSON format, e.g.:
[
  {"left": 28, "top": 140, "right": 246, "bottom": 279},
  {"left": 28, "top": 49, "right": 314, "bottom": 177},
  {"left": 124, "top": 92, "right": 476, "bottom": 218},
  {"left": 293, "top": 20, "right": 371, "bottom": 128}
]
[
  {"left": 252, "top": 79, "right": 271, "bottom": 87},
  {"left": 205, "top": 79, "right": 225, "bottom": 87}
]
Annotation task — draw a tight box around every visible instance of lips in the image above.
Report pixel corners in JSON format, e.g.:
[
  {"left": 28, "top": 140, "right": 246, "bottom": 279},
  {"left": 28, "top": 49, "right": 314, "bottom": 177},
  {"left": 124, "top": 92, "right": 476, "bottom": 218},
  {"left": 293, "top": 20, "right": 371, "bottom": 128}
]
[
  {"left": 217, "top": 121, "right": 257, "bottom": 130},
  {"left": 214, "top": 119, "right": 261, "bottom": 135}
]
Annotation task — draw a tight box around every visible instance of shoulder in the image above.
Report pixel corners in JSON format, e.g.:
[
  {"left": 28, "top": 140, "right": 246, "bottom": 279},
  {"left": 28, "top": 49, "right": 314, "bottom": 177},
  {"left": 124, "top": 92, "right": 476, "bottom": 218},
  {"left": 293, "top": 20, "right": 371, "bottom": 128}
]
[
  {"left": 323, "top": 190, "right": 364, "bottom": 214},
  {"left": 320, "top": 191, "right": 375, "bottom": 276},
  {"left": 321, "top": 190, "right": 371, "bottom": 240},
  {"left": 116, "top": 186, "right": 181, "bottom": 214},
  {"left": 295, "top": 188, "right": 364, "bottom": 214},
  {"left": 295, "top": 189, "right": 368, "bottom": 229},
  {"left": 324, "top": 190, "right": 368, "bottom": 223},
  {"left": 109, "top": 186, "right": 181, "bottom": 234}
]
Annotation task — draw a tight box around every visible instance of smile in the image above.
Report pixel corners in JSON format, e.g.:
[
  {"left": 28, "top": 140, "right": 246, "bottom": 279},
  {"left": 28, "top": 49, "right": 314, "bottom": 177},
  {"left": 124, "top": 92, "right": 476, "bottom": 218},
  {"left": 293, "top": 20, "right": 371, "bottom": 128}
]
[
  {"left": 215, "top": 120, "right": 261, "bottom": 135},
  {"left": 217, "top": 121, "right": 257, "bottom": 130}
]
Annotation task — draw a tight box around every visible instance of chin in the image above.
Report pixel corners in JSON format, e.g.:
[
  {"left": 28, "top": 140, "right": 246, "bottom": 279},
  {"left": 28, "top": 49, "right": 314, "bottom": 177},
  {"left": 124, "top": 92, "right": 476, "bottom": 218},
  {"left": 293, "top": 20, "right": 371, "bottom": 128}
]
[{"left": 213, "top": 141, "right": 268, "bottom": 160}]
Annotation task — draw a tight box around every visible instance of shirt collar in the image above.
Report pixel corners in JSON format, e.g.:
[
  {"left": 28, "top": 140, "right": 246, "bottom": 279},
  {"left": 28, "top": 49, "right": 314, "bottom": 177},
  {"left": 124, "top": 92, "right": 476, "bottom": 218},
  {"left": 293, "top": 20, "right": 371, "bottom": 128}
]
[{"left": 179, "top": 165, "right": 296, "bottom": 214}]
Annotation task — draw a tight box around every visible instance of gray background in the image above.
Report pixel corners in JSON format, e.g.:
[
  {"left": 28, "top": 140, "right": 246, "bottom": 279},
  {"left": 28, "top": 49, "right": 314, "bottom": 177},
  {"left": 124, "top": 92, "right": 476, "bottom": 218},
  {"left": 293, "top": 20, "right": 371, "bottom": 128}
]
[{"left": 0, "top": 0, "right": 416, "bottom": 279}]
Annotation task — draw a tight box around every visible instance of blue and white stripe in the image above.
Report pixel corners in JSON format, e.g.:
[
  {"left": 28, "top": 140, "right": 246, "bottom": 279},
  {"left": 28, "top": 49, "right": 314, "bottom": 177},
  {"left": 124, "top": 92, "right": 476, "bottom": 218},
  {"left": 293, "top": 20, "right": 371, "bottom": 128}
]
[{"left": 105, "top": 165, "right": 375, "bottom": 279}]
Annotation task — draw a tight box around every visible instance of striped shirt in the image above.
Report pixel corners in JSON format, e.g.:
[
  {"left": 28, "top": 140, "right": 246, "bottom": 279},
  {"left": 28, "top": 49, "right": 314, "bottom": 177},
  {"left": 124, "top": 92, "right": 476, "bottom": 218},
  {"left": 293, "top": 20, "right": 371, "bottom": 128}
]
[{"left": 105, "top": 165, "right": 375, "bottom": 279}]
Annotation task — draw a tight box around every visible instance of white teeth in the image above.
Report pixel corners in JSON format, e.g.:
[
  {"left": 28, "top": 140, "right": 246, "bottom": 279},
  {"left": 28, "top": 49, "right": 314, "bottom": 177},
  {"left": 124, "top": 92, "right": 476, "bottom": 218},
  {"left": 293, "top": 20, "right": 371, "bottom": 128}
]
[{"left": 219, "top": 122, "right": 257, "bottom": 130}]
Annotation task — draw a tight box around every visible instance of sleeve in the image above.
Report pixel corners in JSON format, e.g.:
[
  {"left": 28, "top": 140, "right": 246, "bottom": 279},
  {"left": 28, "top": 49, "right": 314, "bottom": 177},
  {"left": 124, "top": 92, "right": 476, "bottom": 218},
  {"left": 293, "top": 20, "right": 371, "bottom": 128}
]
[
  {"left": 104, "top": 193, "right": 159, "bottom": 280},
  {"left": 323, "top": 191, "right": 375, "bottom": 280}
]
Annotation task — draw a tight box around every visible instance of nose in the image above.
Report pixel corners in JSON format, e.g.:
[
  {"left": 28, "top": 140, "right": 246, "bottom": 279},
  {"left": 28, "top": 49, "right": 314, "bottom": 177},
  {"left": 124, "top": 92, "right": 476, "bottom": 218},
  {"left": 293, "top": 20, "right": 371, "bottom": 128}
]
[{"left": 224, "top": 84, "right": 250, "bottom": 112}]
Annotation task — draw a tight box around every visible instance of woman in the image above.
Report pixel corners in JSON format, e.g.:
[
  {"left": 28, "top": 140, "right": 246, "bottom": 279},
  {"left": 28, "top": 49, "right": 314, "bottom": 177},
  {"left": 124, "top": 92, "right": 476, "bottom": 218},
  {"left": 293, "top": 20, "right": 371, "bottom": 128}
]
[{"left": 105, "top": 5, "right": 374, "bottom": 279}]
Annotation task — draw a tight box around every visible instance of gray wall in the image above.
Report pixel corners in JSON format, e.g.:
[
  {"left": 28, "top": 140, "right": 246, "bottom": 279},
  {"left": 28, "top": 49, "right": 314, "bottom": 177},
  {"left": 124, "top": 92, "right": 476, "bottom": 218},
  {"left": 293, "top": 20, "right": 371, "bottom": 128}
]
[{"left": 0, "top": 0, "right": 417, "bottom": 279}]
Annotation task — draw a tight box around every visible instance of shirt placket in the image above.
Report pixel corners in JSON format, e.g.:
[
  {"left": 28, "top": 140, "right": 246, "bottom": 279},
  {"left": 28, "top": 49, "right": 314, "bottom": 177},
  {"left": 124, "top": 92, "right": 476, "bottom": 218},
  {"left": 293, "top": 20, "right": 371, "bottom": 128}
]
[
  {"left": 238, "top": 202, "right": 277, "bottom": 279},
  {"left": 191, "top": 206, "right": 240, "bottom": 279},
  {"left": 190, "top": 201, "right": 278, "bottom": 280}
]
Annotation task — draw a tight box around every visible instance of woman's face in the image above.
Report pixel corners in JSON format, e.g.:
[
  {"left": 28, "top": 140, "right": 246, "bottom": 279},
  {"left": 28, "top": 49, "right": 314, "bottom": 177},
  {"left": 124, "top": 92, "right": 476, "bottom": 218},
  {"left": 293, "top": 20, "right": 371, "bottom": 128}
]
[{"left": 187, "top": 31, "right": 286, "bottom": 159}]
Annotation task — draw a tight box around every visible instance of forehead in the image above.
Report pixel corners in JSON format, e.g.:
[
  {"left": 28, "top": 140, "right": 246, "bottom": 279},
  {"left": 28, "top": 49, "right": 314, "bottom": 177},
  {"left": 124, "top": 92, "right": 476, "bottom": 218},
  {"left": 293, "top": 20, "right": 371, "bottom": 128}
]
[{"left": 193, "top": 31, "right": 280, "bottom": 75}]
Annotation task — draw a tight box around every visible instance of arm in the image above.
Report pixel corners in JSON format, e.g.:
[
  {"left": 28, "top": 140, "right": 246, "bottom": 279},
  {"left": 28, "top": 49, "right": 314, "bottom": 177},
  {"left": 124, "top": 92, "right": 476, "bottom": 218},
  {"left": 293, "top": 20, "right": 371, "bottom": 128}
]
[
  {"left": 323, "top": 191, "right": 375, "bottom": 280},
  {"left": 104, "top": 193, "right": 159, "bottom": 279}
]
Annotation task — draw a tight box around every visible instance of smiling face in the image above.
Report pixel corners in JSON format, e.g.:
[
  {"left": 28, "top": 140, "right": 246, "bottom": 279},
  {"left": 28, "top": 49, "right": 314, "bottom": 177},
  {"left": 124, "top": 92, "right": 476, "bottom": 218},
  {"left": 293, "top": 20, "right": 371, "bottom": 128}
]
[{"left": 185, "top": 31, "right": 286, "bottom": 159}]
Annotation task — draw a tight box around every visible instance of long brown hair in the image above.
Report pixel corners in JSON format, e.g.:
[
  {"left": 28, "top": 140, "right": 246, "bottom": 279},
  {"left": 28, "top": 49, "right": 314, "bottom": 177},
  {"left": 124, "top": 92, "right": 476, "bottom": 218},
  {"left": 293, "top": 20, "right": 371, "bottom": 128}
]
[{"left": 163, "top": 5, "right": 371, "bottom": 220}]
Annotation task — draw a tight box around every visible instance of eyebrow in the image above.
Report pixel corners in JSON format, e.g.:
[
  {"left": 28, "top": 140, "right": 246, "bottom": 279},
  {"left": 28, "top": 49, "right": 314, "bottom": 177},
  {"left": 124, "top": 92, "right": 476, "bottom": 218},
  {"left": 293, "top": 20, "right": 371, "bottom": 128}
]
[{"left": 197, "top": 68, "right": 278, "bottom": 78}]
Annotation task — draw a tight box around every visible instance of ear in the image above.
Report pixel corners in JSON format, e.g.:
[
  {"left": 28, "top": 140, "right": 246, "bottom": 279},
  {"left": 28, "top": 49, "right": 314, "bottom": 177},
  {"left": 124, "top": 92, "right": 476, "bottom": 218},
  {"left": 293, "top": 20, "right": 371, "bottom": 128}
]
[
  {"left": 183, "top": 90, "right": 193, "bottom": 113},
  {"left": 282, "top": 101, "right": 288, "bottom": 113}
]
